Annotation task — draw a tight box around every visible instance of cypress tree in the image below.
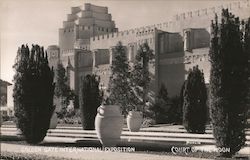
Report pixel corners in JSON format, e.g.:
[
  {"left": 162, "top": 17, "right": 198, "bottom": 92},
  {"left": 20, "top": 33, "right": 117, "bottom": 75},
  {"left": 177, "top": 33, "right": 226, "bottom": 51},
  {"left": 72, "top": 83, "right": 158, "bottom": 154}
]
[
  {"left": 54, "top": 63, "right": 71, "bottom": 118},
  {"left": 209, "top": 9, "right": 249, "bottom": 157},
  {"left": 80, "top": 74, "right": 102, "bottom": 130},
  {"left": 108, "top": 41, "right": 133, "bottom": 115},
  {"left": 13, "top": 44, "right": 55, "bottom": 144},
  {"left": 131, "top": 42, "right": 154, "bottom": 115},
  {"left": 73, "top": 94, "right": 79, "bottom": 109},
  {"left": 183, "top": 66, "right": 207, "bottom": 133},
  {"left": 54, "top": 63, "right": 69, "bottom": 98},
  {"left": 244, "top": 18, "right": 250, "bottom": 119}
]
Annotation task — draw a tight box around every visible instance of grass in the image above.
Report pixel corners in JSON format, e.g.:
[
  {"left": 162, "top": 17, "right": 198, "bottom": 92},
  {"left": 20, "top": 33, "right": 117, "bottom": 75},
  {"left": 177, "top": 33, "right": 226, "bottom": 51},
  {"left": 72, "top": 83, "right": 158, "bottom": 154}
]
[
  {"left": 0, "top": 151, "right": 77, "bottom": 160},
  {"left": 1, "top": 149, "right": 249, "bottom": 160}
]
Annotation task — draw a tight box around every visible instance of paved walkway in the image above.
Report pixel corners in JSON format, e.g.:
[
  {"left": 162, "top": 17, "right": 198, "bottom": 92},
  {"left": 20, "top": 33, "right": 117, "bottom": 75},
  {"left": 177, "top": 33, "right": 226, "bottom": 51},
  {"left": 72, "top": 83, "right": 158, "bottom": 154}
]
[
  {"left": 192, "top": 145, "right": 250, "bottom": 156},
  {"left": 1, "top": 143, "right": 212, "bottom": 160}
]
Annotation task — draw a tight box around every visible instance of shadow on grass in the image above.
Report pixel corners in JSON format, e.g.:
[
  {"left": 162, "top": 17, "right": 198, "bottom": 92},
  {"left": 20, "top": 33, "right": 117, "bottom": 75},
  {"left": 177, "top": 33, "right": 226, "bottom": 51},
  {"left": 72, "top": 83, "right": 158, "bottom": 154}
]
[
  {"left": 38, "top": 139, "right": 222, "bottom": 159},
  {"left": 4, "top": 137, "right": 249, "bottom": 159},
  {"left": 0, "top": 135, "right": 24, "bottom": 142},
  {"left": 40, "top": 140, "right": 101, "bottom": 148},
  {"left": 39, "top": 139, "right": 193, "bottom": 153}
]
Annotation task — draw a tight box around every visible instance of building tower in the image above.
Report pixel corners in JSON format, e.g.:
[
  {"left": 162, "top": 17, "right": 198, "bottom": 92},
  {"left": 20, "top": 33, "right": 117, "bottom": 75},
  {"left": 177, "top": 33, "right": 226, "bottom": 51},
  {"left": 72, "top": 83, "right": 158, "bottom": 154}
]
[
  {"left": 55, "top": 3, "right": 118, "bottom": 95},
  {"left": 58, "top": 3, "right": 118, "bottom": 67}
]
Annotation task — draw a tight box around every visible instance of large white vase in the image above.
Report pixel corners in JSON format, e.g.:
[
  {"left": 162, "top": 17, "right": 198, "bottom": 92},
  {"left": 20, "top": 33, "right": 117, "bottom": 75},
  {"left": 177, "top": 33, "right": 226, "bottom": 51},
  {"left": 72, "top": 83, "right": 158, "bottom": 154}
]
[
  {"left": 127, "top": 111, "right": 143, "bottom": 132},
  {"left": 95, "top": 105, "right": 123, "bottom": 147}
]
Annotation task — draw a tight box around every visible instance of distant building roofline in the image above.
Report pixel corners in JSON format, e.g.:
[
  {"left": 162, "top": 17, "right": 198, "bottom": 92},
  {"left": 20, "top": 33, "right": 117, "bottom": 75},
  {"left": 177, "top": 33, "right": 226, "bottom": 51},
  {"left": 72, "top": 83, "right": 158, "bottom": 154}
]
[{"left": 47, "top": 45, "right": 59, "bottom": 50}]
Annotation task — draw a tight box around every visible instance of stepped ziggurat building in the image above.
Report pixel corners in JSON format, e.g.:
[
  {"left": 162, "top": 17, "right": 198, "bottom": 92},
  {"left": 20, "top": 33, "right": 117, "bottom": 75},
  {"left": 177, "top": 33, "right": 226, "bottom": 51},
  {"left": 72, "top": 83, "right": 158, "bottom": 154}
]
[{"left": 47, "top": 2, "right": 250, "bottom": 101}]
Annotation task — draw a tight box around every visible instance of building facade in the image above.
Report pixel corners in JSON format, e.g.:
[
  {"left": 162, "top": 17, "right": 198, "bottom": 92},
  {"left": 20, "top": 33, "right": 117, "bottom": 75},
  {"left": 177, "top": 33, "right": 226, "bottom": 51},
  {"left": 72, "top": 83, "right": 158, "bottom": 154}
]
[
  {"left": 0, "top": 79, "right": 14, "bottom": 117},
  {"left": 47, "top": 2, "right": 250, "bottom": 100}
]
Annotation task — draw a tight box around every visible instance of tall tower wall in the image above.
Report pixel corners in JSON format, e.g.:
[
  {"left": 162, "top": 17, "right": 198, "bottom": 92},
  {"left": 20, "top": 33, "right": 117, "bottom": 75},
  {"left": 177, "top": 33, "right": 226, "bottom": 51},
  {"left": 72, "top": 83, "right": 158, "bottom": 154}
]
[
  {"left": 59, "top": 3, "right": 118, "bottom": 54},
  {"left": 53, "top": 1, "right": 250, "bottom": 97}
]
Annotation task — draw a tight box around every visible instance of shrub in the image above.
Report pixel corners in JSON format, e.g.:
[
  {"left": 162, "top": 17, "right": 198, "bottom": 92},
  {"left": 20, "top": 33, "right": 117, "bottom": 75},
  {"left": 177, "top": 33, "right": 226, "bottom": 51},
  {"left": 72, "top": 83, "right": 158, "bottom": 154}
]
[
  {"left": 57, "top": 105, "right": 81, "bottom": 125},
  {"left": 167, "top": 96, "right": 183, "bottom": 124},
  {"left": 1, "top": 115, "right": 15, "bottom": 122},
  {"left": 148, "top": 84, "right": 184, "bottom": 125},
  {"left": 73, "top": 94, "right": 79, "bottom": 109},
  {"left": 209, "top": 9, "right": 249, "bottom": 157},
  {"left": 141, "top": 118, "right": 156, "bottom": 128},
  {"left": 80, "top": 74, "right": 102, "bottom": 130},
  {"left": 13, "top": 44, "right": 55, "bottom": 144},
  {"left": 149, "top": 84, "right": 170, "bottom": 124},
  {"left": 183, "top": 66, "right": 207, "bottom": 133}
]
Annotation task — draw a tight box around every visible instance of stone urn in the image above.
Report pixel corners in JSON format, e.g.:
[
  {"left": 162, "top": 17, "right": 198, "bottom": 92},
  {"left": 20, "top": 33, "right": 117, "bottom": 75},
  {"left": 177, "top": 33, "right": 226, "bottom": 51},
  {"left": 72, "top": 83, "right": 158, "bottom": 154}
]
[
  {"left": 49, "top": 111, "right": 58, "bottom": 129},
  {"left": 95, "top": 105, "right": 123, "bottom": 147},
  {"left": 127, "top": 111, "right": 143, "bottom": 132}
]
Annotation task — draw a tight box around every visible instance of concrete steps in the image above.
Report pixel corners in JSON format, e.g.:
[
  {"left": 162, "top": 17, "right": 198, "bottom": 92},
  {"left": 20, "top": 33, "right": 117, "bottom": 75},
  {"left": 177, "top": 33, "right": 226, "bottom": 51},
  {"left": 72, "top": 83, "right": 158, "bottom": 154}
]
[
  {"left": 3, "top": 124, "right": 250, "bottom": 133},
  {"left": 2, "top": 124, "right": 213, "bottom": 133},
  {"left": 1, "top": 125, "right": 250, "bottom": 146}
]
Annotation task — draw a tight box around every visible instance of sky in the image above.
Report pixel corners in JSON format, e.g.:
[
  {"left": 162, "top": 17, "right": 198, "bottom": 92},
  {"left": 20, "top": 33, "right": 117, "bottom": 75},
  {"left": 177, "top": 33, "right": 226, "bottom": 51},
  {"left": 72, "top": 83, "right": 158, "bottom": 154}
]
[{"left": 0, "top": 0, "right": 238, "bottom": 83}]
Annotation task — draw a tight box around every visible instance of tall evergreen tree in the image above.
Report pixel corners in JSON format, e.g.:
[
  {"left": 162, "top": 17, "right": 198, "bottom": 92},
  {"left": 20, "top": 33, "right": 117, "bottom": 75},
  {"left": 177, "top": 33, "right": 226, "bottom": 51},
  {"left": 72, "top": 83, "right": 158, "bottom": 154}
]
[
  {"left": 131, "top": 42, "right": 154, "bottom": 115},
  {"left": 54, "top": 63, "right": 70, "bottom": 98},
  {"left": 209, "top": 9, "right": 249, "bottom": 157},
  {"left": 13, "top": 44, "right": 55, "bottom": 144},
  {"left": 183, "top": 66, "right": 207, "bottom": 133},
  {"left": 108, "top": 41, "right": 133, "bottom": 115},
  {"left": 244, "top": 18, "right": 250, "bottom": 118},
  {"left": 80, "top": 74, "right": 102, "bottom": 130},
  {"left": 54, "top": 63, "right": 72, "bottom": 118}
]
